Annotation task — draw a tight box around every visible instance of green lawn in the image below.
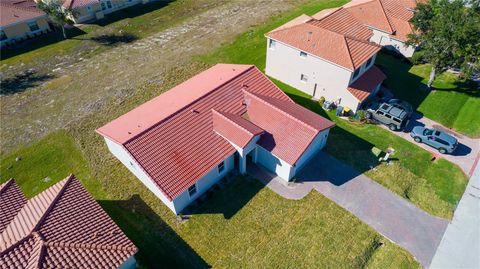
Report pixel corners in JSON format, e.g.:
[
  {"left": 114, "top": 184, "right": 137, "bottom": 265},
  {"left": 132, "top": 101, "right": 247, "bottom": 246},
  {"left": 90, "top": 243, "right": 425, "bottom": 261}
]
[
  {"left": 0, "top": 130, "right": 419, "bottom": 268},
  {"left": 376, "top": 52, "right": 480, "bottom": 137},
  {"left": 0, "top": 0, "right": 224, "bottom": 67}
]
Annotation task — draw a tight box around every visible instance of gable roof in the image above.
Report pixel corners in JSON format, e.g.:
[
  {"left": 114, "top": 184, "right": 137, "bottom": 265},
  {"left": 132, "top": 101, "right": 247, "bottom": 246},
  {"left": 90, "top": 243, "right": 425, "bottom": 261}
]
[
  {"left": 0, "top": 0, "right": 45, "bottom": 28},
  {"left": 212, "top": 109, "right": 264, "bottom": 149},
  {"left": 0, "top": 180, "right": 27, "bottom": 233},
  {"left": 344, "top": 0, "right": 417, "bottom": 41},
  {"left": 266, "top": 17, "right": 380, "bottom": 71},
  {"left": 0, "top": 175, "right": 137, "bottom": 269},
  {"left": 347, "top": 65, "right": 386, "bottom": 101},
  {"left": 97, "top": 64, "right": 335, "bottom": 201},
  {"left": 62, "top": 0, "right": 99, "bottom": 9}
]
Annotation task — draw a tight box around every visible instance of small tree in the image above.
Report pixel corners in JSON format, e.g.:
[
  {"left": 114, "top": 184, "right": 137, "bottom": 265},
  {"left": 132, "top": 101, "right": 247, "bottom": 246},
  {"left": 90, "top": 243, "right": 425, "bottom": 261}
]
[
  {"left": 37, "top": 0, "right": 77, "bottom": 39},
  {"left": 407, "top": 0, "right": 480, "bottom": 88}
]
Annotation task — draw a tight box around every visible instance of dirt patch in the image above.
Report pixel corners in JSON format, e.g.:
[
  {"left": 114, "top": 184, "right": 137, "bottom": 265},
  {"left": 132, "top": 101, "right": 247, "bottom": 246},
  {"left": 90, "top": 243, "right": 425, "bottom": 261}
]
[{"left": 0, "top": 0, "right": 311, "bottom": 155}]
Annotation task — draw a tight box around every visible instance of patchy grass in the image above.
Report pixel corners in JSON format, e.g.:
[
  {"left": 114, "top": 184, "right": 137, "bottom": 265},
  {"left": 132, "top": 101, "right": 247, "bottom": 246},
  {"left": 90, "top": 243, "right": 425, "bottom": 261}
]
[
  {"left": 277, "top": 81, "right": 466, "bottom": 218},
  {"left": 376, "top": 52, "right": 480, "bottom": 137},
  {"left": 0, "top": 131, "right": 419, "bottom": 268}
]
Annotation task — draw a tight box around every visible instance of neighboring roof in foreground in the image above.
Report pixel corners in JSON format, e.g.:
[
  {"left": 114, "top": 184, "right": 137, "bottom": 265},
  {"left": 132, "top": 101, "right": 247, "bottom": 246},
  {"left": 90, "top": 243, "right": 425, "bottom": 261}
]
[
  {"left": 0, "top": 0, "right": 45, "bottom": 28},
  {"left": 0, "top": 175, "right": 137, "bottom": 269},
  {"left": 97, "top": 64, "right": 335, "bottom": 201}
]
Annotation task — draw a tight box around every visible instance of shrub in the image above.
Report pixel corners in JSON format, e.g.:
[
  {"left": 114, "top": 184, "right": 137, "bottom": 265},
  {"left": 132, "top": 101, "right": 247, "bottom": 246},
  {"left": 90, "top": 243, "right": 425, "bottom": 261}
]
[
  {"left": 410, "top": 50, "right": 425, "bottom": 65},
  {"left": 318, "top": 96, "right": 326, "bottom": 106}
]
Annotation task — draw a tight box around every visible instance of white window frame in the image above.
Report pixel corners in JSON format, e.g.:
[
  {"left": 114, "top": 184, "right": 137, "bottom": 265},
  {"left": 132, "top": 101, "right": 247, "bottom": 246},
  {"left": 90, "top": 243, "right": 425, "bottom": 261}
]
[
  {"left": 269, "top": 39, "right": 276, "bottom": 50},
  {"left": 27, "top": 21, "right": 40, "bottom": 32},
  {"left": 300, "top": 74, "right": 308, "bottom": 83},
  {"left": 188, "top": 184, "right": 197, "bottom": 198},
  {"left": 352, "top": 69, "right": 360, "bottom": 80},
  {"left": 300, "top": 51, "right": 307, "bottom": 58},
  {"left": 217, "top": 161, "right": 225, "bottom": 174}
]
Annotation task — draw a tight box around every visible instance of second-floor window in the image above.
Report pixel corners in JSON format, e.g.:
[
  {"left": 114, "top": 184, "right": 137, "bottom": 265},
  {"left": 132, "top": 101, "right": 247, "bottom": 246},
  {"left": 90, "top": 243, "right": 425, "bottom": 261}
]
[
  {"left": 366, "top": 57, "right": 373, "bottom": 67},
  {"left": 352, "top": 68, "right": 360, "bottom": 80},
  {"left": 28, "top": 21, "right": 39, "bottom": 32},
  {"left": 218, "top": 161, "right": 225, "bottom": 173},
  {"left": 188, "top": 184, "right": 197, "bottom": 197},
  {"left": 300, "top": 74, "right": 308, "bottom": 83},
  {"left": 300, "top": 51, "right": 307, "bottom": 58},
  {"left": 269, "top": 39, "right": 276, "bottom": 50},
  {"left": 0, "top": 30, "right": 7, "bottom": 41}
]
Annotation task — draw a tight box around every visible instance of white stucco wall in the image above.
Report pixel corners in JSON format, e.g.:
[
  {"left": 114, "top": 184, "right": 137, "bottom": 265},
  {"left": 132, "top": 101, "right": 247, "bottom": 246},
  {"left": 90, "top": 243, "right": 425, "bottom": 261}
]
[
  {"left": 256, "top": 146, "right": 294, "bottom": 181},
  {"left": 294, "top": 129, "right": 330, "bottom": 173},
  {"left": 370, "top": 29, "right": 416, "bottom": 57},
  {"left": 266, "top": 38, "right": 353, "bottom": 100},
  {"left": 171, "top": 154, "right": 234, "bottom": 214},
  {"left": 104, "top": 138, "right": 177, "bottom": 212}
]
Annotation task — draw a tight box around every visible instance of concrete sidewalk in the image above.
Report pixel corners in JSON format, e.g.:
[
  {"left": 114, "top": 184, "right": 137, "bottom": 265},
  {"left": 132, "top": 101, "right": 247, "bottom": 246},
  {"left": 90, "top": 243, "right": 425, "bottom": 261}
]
[
  {"left": 429, "top": 163, "right": 480, "bottom": 269},
  {"left": 380, "top": 112, "right": 480, "bottom": 176},
  {"left": 248, "top": 152, "right": 448, "bottom": 267}
]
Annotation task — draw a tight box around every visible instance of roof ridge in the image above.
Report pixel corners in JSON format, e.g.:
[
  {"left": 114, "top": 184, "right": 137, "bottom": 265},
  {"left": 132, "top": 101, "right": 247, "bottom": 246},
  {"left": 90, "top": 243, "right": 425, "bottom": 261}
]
[
  {"left": 212, "top": 109, "right": 262, "bottom": 136},
  {"left": 0, "top": 175, "right": 74, "bottom": 251},
  {"left": 243, "top": 91, "right": 318, "bottom": 132},
  {"left": 343, "top": 36, "right": 356, "bottom": 70},
  {"left": 122, "top": 65, "right": 255, "bottom": 145},
  {"left": 45, "top": 240, "right": 138, "bottom": 252},
  {"left": 376, "top": 0, "right": 395, "bottom": 33},
  {"left": 314, "top": 6, "right": 344, "bottom": 22}
]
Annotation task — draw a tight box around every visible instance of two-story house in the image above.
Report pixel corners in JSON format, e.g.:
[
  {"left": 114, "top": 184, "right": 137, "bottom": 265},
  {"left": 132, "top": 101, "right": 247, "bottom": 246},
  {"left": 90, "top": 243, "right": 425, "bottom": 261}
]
[
  {"left": 265, "top": 8, "right": 386, "bottom": 113},
  {"left": 61, "top": 0, "right": 150, "bottom": 23}
]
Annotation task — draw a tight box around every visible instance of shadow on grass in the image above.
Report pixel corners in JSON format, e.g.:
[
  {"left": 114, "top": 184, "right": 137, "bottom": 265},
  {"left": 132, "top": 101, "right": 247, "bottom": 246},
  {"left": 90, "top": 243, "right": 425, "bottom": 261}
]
[
  {"left": 89, "top": 33, "right": 139, "bottom": 46},
  {"left": 100, "top": 195, "right": 210, "bottom": 269},
  {"left": 0, "top": 27, "right": 86, "bottom": 61},
  {"left": 92, "top": 0, "right": 174, "bottom": 27},
  {"left": 184, "top": 176, "right": 263, "bottom": 219},
  {"left": 0, "top": 70, "right": 55, "bottom": 95}
]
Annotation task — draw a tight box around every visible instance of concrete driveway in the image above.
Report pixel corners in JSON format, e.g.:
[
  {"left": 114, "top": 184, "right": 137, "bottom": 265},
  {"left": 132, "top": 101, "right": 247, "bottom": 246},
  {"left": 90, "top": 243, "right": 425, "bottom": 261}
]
[
  {"left": 380, "top": 112, "right": 480, "bottom": 176},
  {"left": 248, "top": 152, "right": 448, "bottom": 267}
]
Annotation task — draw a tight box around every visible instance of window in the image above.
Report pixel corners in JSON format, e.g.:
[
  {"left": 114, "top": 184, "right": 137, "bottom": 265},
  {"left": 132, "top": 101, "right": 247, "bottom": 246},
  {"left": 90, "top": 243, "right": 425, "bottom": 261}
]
[
  {"left": 436, "top": 138, "right": 449, "bottom": 145},
  {"left": 188, "top": 184, "right": 197, "bottom": 197},
  {"left": 28, "top": 21, "right": 39, "bottom": 32},
  {"left": 300, "top": 74, "right": 308, "bottom": 83},
  {"left": 217, "top": 161, "right": 225, "bottom": 173},
  {"left": 377, "top": 111, "right": 385, "bottom": 116},
  {"left": 0, "top": 30, "right": 7, "bottom": 41},
  {"left": 384, "top": 114, "right": 392, "bottom": 119},
  {"left": 87, "top": 5, "right": 91, "bottom": 10},
  {"left": 366, "top": 57, "right": 373, "bottom": 67},
  {"left": 107, "top": 1, "right": 112, "bottom": 8},
  {"left": 300, "top": 51, "right": 307, "bottom": 58},
  {"left": 393, "top": 118, "right": 401, "bottom": 123},
  {"left": 269, "top": 39, "right": 276, "bottom": 50},
  {"left": 101, "top": 2, "right": 106, "bottom": 10},
  {"left": 352, "top": 68, "right": 360, "bottom": 79}
]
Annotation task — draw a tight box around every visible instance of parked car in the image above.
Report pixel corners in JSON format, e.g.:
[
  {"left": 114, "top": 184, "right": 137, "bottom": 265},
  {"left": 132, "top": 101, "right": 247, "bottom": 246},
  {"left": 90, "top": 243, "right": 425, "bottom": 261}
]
[
  {"left": 410, "top": 127, "right": 458, "bottom": 154},
  {"left": 364, "top": 102, "right": 410, "bottom": 131},
  {"left": 387, "top": 99, "right": 413, "bottom": 117}
]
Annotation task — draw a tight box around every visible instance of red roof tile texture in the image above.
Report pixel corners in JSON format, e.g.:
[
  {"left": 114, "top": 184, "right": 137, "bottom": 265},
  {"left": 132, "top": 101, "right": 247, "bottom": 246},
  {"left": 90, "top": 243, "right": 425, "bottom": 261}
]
[
  {"left": 310, "top": 8, "right": 373, "bottom": 41},
  {"left": 98, "top": 64, "right": 334, "bottom": 201},
  {"left": 62, "top": 0, "right": 99, "bottom": 9},
  {"left": 212, "top": 110, "right": 264, "bottom": 149},
  {"left": 267, "top": 19, "right": 380, "bottom": 71},
  {"left": 0, "top": 176, "right": 137, "bottom": 269},
  {"left": 347, "top": 65, "right": 387, "bottom": 101},
  {"left": 0, "top": 180, "right": 27, "bottom": 233},
  {"left": 0, "top": 0, "right": 45, "bottom": 27}
]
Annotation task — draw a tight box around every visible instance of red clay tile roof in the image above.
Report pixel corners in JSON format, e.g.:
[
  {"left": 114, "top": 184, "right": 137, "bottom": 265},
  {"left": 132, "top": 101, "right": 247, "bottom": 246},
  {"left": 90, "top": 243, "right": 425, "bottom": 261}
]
[
  {"left": 344, "top": 0, "right": 417, "bottom": 42},
  {"left": 212, "top": 109, "right": 264, "bottom": 149},
  {"left": 0, "top": 0, "right": 45, "bottom": 27},
  {"left": 347, "top": 65, "right": 386, "bottom": 101},
  {"left": 62, "top": 0, "right": 98, "bottom": 9},
  {"left": 310, "top": 8, "right": 373, "bottom": 41},
  {"left": 0, "top": 175, "right": 137, "bottom": 269},
  {"left": 0, "top": 180, "right": 27, "bottom": 233},
  {"left": 267, "top": 20, "right": 380, "bottom": 71},
  {"left": 98, "top": 64, "right": 334, "bottom": 201}
]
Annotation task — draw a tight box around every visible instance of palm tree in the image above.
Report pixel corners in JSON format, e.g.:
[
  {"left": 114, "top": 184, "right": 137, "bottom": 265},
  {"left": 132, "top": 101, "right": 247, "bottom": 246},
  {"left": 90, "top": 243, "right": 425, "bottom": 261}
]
[{"left": 37, "top": 0, "right": 77, "bottom": 39}]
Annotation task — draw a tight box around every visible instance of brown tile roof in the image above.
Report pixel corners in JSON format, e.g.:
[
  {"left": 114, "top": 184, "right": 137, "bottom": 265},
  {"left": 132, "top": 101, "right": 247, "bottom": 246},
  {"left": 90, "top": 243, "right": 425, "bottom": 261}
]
[
  {"left": 62, "top": 0, "right": 99, "bottom": 9},
  {"left": 212, "top": 110, "right": 264, "bottom": 149},
  {"left": 267, "top": 19, "right": 380, "bottom": 71},
  {"left": 97, "top": 64, "right": 334, "bottom": 201},
  {"left": 344, "top": 0, "right": 417, "bottom": 41},
  {"left": 0, "top": 175, "right": 137, "bottom": 269},
  {"left": 0, "top": 0, "right": 45, "bottom": 27},
  {"left": 347, "top": 65, "right": 386, "bottom": 101},
  {"left": 0, "top": 180, "right": 27, "bottom": 233}
]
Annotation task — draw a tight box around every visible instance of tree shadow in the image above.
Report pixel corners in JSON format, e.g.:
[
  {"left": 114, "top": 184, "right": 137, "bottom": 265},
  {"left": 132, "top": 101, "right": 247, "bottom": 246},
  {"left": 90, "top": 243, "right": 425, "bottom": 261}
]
[
  {"left": 89, "top": 33, "right": 138, "bottom": 46},
  {"left": 183, "top": 175, "right": 263, "bottom": 219},
  {"left": 1, "top": 70, "right": 55, "bottom": 95},
  {"left": 99, "top": 195, "right": 210, "bottom": 269},
  {"left": 0, "top": 27, "right": 86, "bottom": 61},
  {"left": 91, "top": 0, "right": 174, "bottom": 27}
]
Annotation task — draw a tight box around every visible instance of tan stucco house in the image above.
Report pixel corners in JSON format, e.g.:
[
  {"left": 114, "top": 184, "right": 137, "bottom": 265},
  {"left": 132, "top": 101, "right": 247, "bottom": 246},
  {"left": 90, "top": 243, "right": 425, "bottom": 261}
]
[
  {"left": 62, "top": 0, "right": 151, "bottom": 23},
  {"left": 0, "top": 0, "right": 52, "bottom": 47}
]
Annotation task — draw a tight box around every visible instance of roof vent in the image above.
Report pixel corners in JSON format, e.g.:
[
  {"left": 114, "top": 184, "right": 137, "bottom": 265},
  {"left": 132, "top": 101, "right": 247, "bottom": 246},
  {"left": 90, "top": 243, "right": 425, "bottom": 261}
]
[
  {"left": 242, "top": 83, "right": 249, "bottom": 89},
  {"left": 191, "top": 109, "right": 200, "bottom": 114},
  {"left": 307, "top": 31, "right": 313, "bottom": 41}
]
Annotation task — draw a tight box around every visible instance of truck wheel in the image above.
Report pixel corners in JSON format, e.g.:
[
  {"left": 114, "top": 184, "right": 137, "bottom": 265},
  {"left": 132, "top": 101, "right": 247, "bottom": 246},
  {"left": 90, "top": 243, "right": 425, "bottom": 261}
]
[
  {"left": 365, "top": 112, "right": 372, "bottom": 119},
  {"left": 389, "top": 124, "right": 397, "bottom": 131},
  {"left": 414, "top": 137, "right": 422, "bottom": 143},
  {"left": 438, "top": 148, "right": 447, "bottom": 154}
]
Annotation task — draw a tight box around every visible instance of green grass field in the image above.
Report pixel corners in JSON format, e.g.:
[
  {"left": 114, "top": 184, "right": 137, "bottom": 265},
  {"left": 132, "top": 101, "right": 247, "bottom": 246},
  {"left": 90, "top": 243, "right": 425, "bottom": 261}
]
[{"left": 376, "top": 53, "right": 480, "bottom": 137}]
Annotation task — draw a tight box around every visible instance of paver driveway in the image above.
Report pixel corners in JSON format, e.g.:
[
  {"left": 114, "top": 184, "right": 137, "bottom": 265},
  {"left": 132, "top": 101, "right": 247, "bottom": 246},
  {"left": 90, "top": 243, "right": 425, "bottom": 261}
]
[
  {"left": 248, "top": 152, "right": 448, "bottom": 267},
  {"left": 380, "top": 112, "right": 480, "bottom": 176}
]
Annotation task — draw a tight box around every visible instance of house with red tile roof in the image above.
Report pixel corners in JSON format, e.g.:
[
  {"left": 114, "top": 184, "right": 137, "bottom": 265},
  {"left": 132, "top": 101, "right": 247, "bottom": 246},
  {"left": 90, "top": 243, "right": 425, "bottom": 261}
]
[
  {"left": 96, "top": 64, "right": 335, "bottom": 214},
  {"left": 265, "top": 8, "right": 385, "bottom": 113},
  {"left": 0, "top": 0, "right": 52, "bottom": 47},
  {"left": 60, "top": 0, "right": 151, "bottom": 23},
  {"left": 0, "top": 176, "right": 137, "bottom": 269}
]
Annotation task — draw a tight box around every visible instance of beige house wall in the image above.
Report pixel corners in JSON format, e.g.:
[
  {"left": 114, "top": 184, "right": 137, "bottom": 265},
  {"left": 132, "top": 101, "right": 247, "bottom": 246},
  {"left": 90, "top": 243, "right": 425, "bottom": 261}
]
[{"left": 1, "top": 16, "right": 50, "bottom": 46}]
